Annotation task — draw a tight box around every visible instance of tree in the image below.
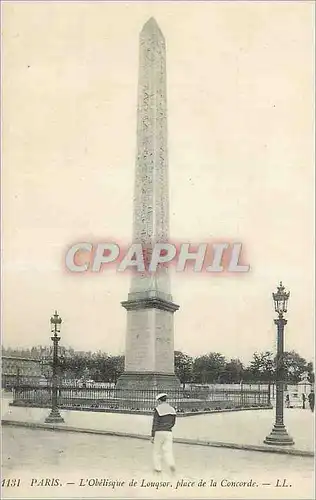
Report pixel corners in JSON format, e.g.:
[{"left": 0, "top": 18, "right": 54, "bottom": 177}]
[
  {"left": 222, "top": 358, "right": 244, "bottom": 383},
  {"left": 80, "top": 352, "right": 125, "bottom": 383},
  {"left": 58, "top": 352, "right": 89, "bottom": 380},
  {"left": 282, "top": 351, "right": 309, "bottom": 383},
  {"left": 192, "top": 353, "right": 226, "bottom": 383},
  {"left": 90, "top": 352, "right": 110, "bottom": 381},
  {"left": 174, "top": 351, "right": 193, "bottom": 388},
  {"left": 248, "top": 351, "right": 275, "bottom": 382},
  {"left": 246, "top": 350, "right": 311, "bottom": 384},
  {"left": 306, "top": 362, "right": 315, "bottom": 383},
  {"left": 103, "top": 355, "right": 124, "bottom": 383}
]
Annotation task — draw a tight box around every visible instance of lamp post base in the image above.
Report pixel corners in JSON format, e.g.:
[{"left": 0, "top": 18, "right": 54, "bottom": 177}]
[
  {"left": 45, "top": 408, "right": 64, "bottom": 424},
  {"left": 264, "top": 424, "right": 294, "bottom": 446}
]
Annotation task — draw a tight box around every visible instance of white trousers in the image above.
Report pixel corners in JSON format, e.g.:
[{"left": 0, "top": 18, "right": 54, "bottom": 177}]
[{"left": 153, "top": 431, "right": 175, "bottom": 471}]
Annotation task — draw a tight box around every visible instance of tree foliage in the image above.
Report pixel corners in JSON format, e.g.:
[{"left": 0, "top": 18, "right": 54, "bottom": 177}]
[
  {"left": 2, "top": 345, "right": 314, "bottom": 385},
  {"left": 222, "top": 358, "right": 244, "bottom": 383},
  {"left": 192, "top": 353, "right": 226, "bottom": 383},
  {"left": 282, "top": 351, "right": 311, "bottom": 384},
  {"left": 248, "top": 351, "right": 275, "bottom": 382},
  {"left": 174, "top": 351, "right": 193, "bottom": 387}
]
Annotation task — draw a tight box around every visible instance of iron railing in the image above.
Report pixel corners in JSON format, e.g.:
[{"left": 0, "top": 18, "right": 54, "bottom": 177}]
[{"left": 12, "top": 384, "right": 271, "bottom": 413}]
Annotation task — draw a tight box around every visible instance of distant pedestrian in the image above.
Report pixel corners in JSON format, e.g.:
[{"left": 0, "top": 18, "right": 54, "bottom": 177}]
[
  {"left": 285, "top": 394, "right": 290, "bottom": 408},
  {"left": 302, "top": 393, "right": 306, "bottom": 409},
  {"left": 308, "top": 390, "right": 314, "bottom": 413},
  {"left": 151, "top": 393, "right": 176, "bottom": 474}
]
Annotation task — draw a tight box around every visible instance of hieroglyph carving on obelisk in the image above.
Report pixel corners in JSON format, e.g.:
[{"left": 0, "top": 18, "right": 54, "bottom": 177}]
[
  {"left": 117, "top": 18, "right": 180, "bottom": 389},
  {"left": 131, "top": 16, "right": 170, "bottom": 297}
]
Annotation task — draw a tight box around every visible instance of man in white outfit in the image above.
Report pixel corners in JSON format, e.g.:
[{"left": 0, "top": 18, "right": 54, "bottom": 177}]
[{"left": 151, "top": 393, "right": 176, "bottom": 474}]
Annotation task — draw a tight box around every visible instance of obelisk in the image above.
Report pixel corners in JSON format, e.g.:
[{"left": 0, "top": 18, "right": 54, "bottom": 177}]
[{"left": 116, "top": 18, "right": 180, "bottom": 390}]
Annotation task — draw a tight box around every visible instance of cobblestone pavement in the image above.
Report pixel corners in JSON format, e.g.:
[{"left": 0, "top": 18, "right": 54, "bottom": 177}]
[{"left": 2, "top": 427, "right": 314, "bottom": 499}]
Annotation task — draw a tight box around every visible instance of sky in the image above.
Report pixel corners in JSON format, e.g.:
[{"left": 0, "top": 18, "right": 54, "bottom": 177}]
[{"left": 2, "top": 1, "right": 314, "bottom": 364}]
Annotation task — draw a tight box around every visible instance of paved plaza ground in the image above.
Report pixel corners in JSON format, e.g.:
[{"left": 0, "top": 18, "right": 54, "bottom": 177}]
[
  {"left": 2, "top": 426, "right": 314, "bottom": 500},
  {"left": 2, "top": 391, "right": 314, "bottom": 454}
]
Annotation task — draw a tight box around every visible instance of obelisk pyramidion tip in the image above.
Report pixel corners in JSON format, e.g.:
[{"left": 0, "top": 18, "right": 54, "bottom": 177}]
[{"left": 141, "top": 17, "right": 164, "bottom": 38}]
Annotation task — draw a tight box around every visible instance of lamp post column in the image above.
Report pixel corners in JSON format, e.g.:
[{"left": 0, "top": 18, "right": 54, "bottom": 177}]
[
  {"left": 264, "top": 283, "right": 294, "bottom": 446},
  {"left": 45, "top": 311, "right": 64, "bottom": 424},
  {"left": 274, "top": 317, "right": 286, "bottom": 429}
]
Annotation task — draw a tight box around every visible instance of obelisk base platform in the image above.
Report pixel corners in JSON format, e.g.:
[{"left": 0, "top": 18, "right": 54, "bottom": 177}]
[{"left": 116, "top": 371, "right": 180, "bottom": 390}]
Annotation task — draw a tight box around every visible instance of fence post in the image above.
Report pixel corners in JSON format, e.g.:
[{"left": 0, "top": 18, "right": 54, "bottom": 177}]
[{"left": 241, "top": 381, "right": 244, "bottom": 406}]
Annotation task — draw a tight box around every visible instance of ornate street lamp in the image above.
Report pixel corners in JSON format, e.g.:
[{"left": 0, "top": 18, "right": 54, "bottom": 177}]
[
  {"left": 45, "top": 311, "right": 64, "bottom": 423},
  {"left": 264, "top": 282, "right": 294, "bottom": 445}
]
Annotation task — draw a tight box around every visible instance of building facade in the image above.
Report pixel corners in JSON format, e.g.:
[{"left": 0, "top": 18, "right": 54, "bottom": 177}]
[{"left": 2, "top": 356, "right": 43, "bottom": 387}]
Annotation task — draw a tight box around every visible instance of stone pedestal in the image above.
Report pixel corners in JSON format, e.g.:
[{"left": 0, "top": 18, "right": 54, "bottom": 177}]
[
  {"left": 45, "top": 407, "right": 64, "bottom": 423},
  {"left": 117, "top": 292, "right": 180, "bottom": 390},
  {"left": 264, "top": 423, "right": 295, "bottom": 446}
]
